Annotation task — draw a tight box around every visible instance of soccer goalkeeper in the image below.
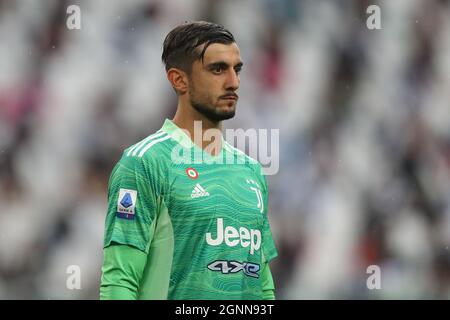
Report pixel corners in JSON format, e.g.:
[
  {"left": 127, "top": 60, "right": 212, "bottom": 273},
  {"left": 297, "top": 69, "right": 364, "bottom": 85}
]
[{"left": 100, "top": 21, "right": 278, "bottom": 300}]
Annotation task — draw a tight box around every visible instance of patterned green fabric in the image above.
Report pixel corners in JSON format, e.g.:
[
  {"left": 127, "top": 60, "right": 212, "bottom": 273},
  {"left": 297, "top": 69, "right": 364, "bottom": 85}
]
[{"left": 102, "top": 119, "right": 278, "bottom": 299}]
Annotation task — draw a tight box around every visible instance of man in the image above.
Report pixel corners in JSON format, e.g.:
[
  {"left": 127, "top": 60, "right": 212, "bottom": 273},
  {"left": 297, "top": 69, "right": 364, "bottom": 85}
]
[{"left": 100, "top": 21, "right": 278, "bottom": 299}]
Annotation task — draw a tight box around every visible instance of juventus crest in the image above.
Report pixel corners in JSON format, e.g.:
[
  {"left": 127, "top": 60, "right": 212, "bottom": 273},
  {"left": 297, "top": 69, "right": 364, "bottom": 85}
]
[{"left": 246, "top": 179, "right": 263, "bottom": 214}]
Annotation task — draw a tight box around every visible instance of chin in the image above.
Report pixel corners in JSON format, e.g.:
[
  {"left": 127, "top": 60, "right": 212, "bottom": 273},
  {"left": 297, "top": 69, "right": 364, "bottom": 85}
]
[
  {"left": 211, "top": 108, "right": 235, "bottom": 121},
  {"left": 218, "top": 111, "right": 235, "bottom": 120},
  {"left": 191, "top": 99, "right": 236, "bottom": 122},
  {"left": 218, "top": 105, "right": 236, "bottom": 119}
]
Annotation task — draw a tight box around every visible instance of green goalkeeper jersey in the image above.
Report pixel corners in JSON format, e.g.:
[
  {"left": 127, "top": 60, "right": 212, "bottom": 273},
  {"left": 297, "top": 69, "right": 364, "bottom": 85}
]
[{"left": 100, "top": 119, "right": 278, "bottom": 299}]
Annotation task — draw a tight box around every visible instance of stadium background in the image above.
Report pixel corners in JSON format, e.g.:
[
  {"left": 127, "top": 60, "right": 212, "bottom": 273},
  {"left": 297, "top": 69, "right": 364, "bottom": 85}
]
[{"left": 0, "top": 0, "right": 450, "bottom": 299}]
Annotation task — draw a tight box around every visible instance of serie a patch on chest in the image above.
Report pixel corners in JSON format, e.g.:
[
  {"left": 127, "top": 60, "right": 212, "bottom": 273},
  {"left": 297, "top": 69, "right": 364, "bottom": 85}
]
[{"left": 116, "top": 188, "right": 138, "bottom": 220}]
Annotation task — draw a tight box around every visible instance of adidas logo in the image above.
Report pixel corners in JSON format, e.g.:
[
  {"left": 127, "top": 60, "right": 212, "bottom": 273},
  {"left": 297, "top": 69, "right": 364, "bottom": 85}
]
[{"left": 191, "top": 184, "right": 210, "bottom": 198}]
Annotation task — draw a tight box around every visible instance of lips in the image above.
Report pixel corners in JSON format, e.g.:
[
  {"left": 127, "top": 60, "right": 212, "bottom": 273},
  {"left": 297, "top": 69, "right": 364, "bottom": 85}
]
[{"left": 220, "top": 94, "right": 238, "bottom": 100}]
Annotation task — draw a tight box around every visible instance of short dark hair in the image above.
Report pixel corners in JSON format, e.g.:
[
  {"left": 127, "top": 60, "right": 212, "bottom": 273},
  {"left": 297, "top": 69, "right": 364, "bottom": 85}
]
[{"left": 162, "top": 21, "right": 235, "bottom": 73}]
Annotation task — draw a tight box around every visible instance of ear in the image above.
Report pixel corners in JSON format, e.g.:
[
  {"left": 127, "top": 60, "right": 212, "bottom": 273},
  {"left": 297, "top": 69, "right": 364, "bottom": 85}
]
[{"left": 167, "top": 68, "right": 188, "bottom": 95}]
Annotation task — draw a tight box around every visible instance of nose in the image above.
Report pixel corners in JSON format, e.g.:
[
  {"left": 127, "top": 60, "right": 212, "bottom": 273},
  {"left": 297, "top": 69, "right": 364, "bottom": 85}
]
[{"left": 225, "top": 69, "right": 240, "bottom": 91}]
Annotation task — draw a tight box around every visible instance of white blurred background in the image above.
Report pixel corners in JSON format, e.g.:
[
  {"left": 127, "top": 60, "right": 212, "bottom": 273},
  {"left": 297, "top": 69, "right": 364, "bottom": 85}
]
[{"left": 0, "top": 0, "right": 450, "bottom": 299}]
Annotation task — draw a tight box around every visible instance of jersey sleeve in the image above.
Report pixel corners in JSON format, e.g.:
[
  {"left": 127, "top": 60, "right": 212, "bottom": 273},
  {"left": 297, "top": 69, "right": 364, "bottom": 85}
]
[
  {"left": 100, "top": 243, "right": 148, "bottom": 299},
  {"left": 259, "top": 166, "right": 278, "bottom": 264},
  {"left": 261, "top": 262, "right": 276, "bottom": 300},
  {"left": 103, "top": 153, "right": 163, "bottom": 253}
]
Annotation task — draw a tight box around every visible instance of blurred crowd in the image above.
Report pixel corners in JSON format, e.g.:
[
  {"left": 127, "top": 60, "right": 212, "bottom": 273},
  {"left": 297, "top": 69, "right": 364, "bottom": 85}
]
[{"left": 0, "top": 0, "right": 449, "bottom": 299}]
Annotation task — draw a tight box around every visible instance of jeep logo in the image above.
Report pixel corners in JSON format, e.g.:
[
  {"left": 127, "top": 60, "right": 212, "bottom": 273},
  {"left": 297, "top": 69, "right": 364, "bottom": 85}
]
[{"left": 205, "top": 218, "right": 261, "bottom": 255}]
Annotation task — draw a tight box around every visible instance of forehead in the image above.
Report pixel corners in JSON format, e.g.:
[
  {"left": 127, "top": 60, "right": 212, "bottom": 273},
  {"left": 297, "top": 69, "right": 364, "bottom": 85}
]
[{"left": 201, "top": 42, "right": 241, "bottom": 64}]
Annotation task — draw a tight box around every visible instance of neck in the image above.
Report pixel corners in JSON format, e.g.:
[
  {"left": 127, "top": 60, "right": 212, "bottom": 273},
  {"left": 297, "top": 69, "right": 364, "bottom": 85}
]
[{"left": 172, "top": 99, "right": 223, "bottom": 156}]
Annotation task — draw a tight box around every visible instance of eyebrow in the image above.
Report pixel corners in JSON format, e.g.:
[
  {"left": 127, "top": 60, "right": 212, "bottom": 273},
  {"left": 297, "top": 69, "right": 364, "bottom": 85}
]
[{"left": 206, "top": 61, "right": 244, "bottom": 70}]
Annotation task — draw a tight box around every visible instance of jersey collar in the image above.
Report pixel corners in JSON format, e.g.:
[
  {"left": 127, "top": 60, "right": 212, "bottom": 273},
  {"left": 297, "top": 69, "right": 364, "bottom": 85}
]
[
  {"left": 161, "top": 119, "right": 229, "bottom": 156},
  {"left": 161, "top": 119, "right": 195, "bottom": 149}
]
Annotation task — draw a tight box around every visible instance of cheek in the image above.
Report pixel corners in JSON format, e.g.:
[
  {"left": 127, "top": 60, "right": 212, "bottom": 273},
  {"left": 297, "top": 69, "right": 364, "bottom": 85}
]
[{"left": 192, "top": 77, "right": 220, "bottom": 99}]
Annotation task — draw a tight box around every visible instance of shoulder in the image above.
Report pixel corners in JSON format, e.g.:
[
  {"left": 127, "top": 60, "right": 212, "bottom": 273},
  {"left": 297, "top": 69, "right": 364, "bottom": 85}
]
[
  {"left": 116, "top": 130, "right": 176, "bottom": 173},
  {"left": 123, "top": 130, "right": 174, "bottom": 159}
]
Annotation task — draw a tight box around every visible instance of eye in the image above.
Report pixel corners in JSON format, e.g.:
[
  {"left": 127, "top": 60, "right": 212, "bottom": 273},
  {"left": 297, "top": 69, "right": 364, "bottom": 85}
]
[
  {"left": 212, "top": 65, "right": 224, "bottom": 74},
  {"left": 234, "top": 67, "right": 242, "bottom": 75}
]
